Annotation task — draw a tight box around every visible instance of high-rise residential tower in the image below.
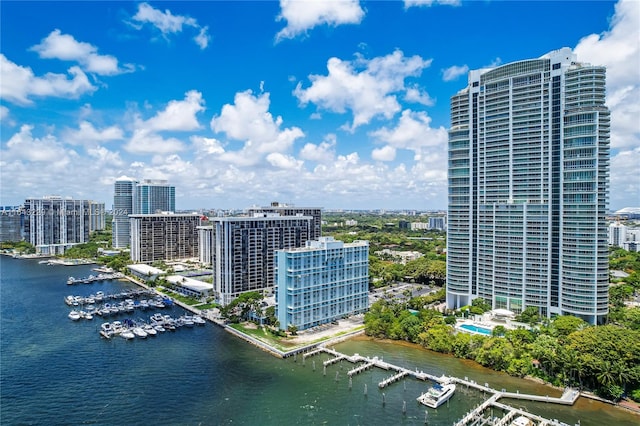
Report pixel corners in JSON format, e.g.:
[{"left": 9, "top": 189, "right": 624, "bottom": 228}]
[
  {"left": 198, "top": 213, "right": 314, "bottom": 305},
  {"left": 446, "top": 48, "right": 610, "bottom": 325},
  {"left": 23, "top": 196, "right": 91, "bottom": 255},
  {"left": 112, "top": 176, "right": 138, "bottom": 249},
  {"left": 112, "top": 177, "right": 176, "bottom": 249},
  {"left": 135, "top": 179, "right": 175, "bottom": 214}
]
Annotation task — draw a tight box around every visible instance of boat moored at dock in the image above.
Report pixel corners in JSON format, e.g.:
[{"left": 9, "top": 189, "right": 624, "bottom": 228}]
[{"left": 417, "top": 383, "right": 456, "bottom": 408}]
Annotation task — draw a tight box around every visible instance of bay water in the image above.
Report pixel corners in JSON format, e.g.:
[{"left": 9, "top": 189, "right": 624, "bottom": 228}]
[{"left": 1, "top": 256, "right": 638, "bottom": 425}]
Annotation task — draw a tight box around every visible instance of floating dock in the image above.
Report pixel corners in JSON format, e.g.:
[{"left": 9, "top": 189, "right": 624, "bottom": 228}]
[{"left": 303, "top": 346, "right": 580, "bottom": 426}]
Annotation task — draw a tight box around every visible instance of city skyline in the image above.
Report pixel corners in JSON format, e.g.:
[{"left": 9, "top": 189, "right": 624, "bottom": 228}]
[{"left": 1, "top": 1, "right": 638, "bottom": 210}]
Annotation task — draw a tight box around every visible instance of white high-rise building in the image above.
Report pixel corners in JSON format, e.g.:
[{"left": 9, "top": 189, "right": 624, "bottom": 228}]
[
  {"left": 446, "top": 48, "right": 610, "bottom": 324},
  {"left": 609, "top": 222, "right": 627, "bottom": 247},
  {"left": 23, "top": 196, "right": 91, "bottom": 255}
]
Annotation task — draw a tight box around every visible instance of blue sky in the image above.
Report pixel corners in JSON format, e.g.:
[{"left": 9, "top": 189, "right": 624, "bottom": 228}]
[{"left": 1, "top": 0, "right": 638, "bottom": 211}]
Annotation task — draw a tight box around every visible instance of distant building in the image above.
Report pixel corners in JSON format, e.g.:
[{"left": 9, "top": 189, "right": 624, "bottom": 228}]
[
  {"left": 609, "top": 222, "right": 627, "bottom": 247},
  {"left": 23, "top": 196, "right": 91, "bottom": 255},
  {"left": 112, "top": 176, "right": 138, "bottom": 249},
  {"left": 112, "top": 177, "right": 176, "bottom": 249},
  {"left": 399, "top": 220, "right": 411, "bottom": 230},
  {"left": 375, "top": 248, "right": 423, "bottom": 265},
  {"left": 345, "top": 219, "right": 358, "bottom": 226},
  {"left": 88, "top": 201, "right": 106, "bottom": 232},
  {"left": 623, "top": 241, "right": 640, "bottom": 252},
  {"left": 276, "top": 236, "right": 369, "bottom": 331},
  {"left": 410, "top": 222, "right": 429, "bottom": 231},
  {"left": 199, "top": 213, "right": 314, "bottom": 305},
  {"left": 129, "top": 213, "right": 201, "bottom": 263},
  {"left": 247, "top": 202, "right": 322, "bottom": 240},
  {"left": 0, "top": 206, "right": 24, "bottom": 242},
  {"left": 428, "top": 216, "right": 447, "bottom": 231},
  {"left": 136, "top": 179, "right": 175, "bottom": 214}
]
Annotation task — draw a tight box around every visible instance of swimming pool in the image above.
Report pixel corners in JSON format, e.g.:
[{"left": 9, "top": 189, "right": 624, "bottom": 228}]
[{"left": 458, "top": 323, "right": 493, "bottom": 336}]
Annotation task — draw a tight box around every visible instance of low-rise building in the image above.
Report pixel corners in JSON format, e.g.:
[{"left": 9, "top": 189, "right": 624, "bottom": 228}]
[
  {"left": 275, "top": 236, "right": 369, "bottom": 331},
  {"left": 165, "top": 275, "right": 213, "bottom": 298},
  {"left": 127, "top": 263, "right": 164, "bottom": 281}
]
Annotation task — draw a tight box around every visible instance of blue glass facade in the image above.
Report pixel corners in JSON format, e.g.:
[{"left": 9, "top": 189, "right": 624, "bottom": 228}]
[{"left": 276, "top": 237, "right": 369, "bottom": 331}]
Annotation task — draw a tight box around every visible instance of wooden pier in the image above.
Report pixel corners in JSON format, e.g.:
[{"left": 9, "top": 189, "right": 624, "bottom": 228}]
[
  {"left": 303, "top": 346, "right": 580, "bottom": 426},
  {"left": 378, "top": 370, "right": 408, "bottom": 389}
]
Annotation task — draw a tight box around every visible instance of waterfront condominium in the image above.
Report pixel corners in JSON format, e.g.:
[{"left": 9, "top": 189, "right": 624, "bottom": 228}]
[
  {"left": 446, "top": 48, "right": 610, "bottom": 325},
  {"left": 198, "top": 213, "right": 314, "bottom": 305},
  {"left": 112, "top": 176, "right": 138, "bottom": 249},
  {"left": 135, "top": 179, "right": 175, "bottom": 214},
  {"left": 129, "top": 213, "right": 201, "bottom": 263},
  {"left": 112, "top": 177, "right": 176, "bottom": 249},
  {"left": 23, "top": 196, "right": 91, "bottom": 255},
  {"left": 275, "top": 236, "right": 369, "bottom": 331},
  {"left": 247, "top": 201, "right": 322, "bottom": 240}
]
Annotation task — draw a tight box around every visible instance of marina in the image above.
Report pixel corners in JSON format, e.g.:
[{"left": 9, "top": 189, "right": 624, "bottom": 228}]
[
  {"left": 66, "top": 272, "right": 125, "bottom": 285},
  {"left": 3, "top": 256, "right": 639, "bottom": 425},
  {"left": 98, "top": 314, "right": 206, "bottom": 339},
  {"left": 302, "top": 346, "right": 580, "bottom": 426}
]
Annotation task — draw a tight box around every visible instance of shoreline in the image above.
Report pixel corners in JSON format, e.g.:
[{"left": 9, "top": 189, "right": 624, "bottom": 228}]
[{"left": 33, "top": 255, "right": 640, "bottom": 417}]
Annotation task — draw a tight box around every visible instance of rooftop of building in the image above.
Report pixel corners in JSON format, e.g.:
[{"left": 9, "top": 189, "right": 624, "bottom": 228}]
[
  {"left": 165, "top": 275, "right": 213, "bottom": 292},
  {"left": 127, "top": 264, "right": 165, "bottom": 276}
]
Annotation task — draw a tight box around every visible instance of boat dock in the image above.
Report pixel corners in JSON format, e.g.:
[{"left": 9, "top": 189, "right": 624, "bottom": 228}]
[
  {"left": 303, "top": 346, "right": 580, "bottom": 426},
  {"left": 67, "top": 272, "right": 125, "bottom": 285}
]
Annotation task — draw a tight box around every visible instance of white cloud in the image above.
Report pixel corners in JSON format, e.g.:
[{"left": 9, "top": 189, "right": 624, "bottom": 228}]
[
  {"left": 122, "top": 90, "right": 203, "bottom": 155},
  {"left": 573, "top": 0, "right": 640, "bottom": 207},
  {"left": 299, "top": 134, "right": 336, "bottom": 163},
  {"left": 124, "top": 127, "right": 185, "bottom": 155},
  {"left": 276, "top": 0, "right": 364, "bottom": 42},
  {"left": 0, "top": 106, "right": 9, "bottom": 121},
  {"left": 191, "top": 135, "right": 225, "bottom": 155},
  {"left": 404, "top": 0, "right": 461, "bottom": 9},
  {"left": 145, "top": 90, "right": 205, "bottom": 132},
  {"left": 210, "top": 89, "right": 304, "bottom": 165},
  {"left": 4, "top": 125, "right": 71, "bottom": 164},
  {"left": 404, "top": 85, "right": 434, "bottom": 105},
  {"left": 442, "top": 64, "right": 469, "bottom": 82},
  {"left": 86, "top": 146, "right": 124, "bottom": 167},
  {"left": 30, "top": 29, "right": 134, "bottom": 75},
  {"left": 0, "top": 54, "right": 95, "bottom": 105},
  {"left": 294, "top": 50, "right": 432, "bottom": 131},
  {"left": 63, "top": 121, "right": 124, "bottom": 145},
  {"left": 131, "top": 2, "right": 211, "bottom": 49},
  {"left": 370, "top": 109, "right": 448, "bottom": 154},
  {"left": 372, "top": 145, "right": 396, "bottom": 162},
  {"left": 266, "top": 152, "right": 303, "bottom": 170},
  {"left": 194, "top": 26, "right": 211, "bottom": 49}
]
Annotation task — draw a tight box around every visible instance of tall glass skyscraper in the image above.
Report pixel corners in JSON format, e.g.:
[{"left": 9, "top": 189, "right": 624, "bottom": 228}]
[
  {"left": 446, "top": 48, "right": 610, "bottom": 324},
  {"left": 112, "top": 176, "right": 138, "bottom": 249},
  {"left": 135, "top": 179, "right": 175, "bottom": 214}
]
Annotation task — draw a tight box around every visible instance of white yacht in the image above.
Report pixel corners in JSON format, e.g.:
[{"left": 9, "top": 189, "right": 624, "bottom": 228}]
[
  {"left": 417, "top": 383, "right": 455, "bottom": 408},
  {"left": 192, "top": 315, "right": 206, "bottom": 325},
  {"left": 132, "top": 327, "right": 148, "bottom": 339},
  {"left": 68, "top": 310, "right": 81, "bottom": 321},
  {"left": 143, "top": 324, "right": 157, "bottom": 336},
  {"left": 120, "top": 329, "right": 135, "bottom": 340}
]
